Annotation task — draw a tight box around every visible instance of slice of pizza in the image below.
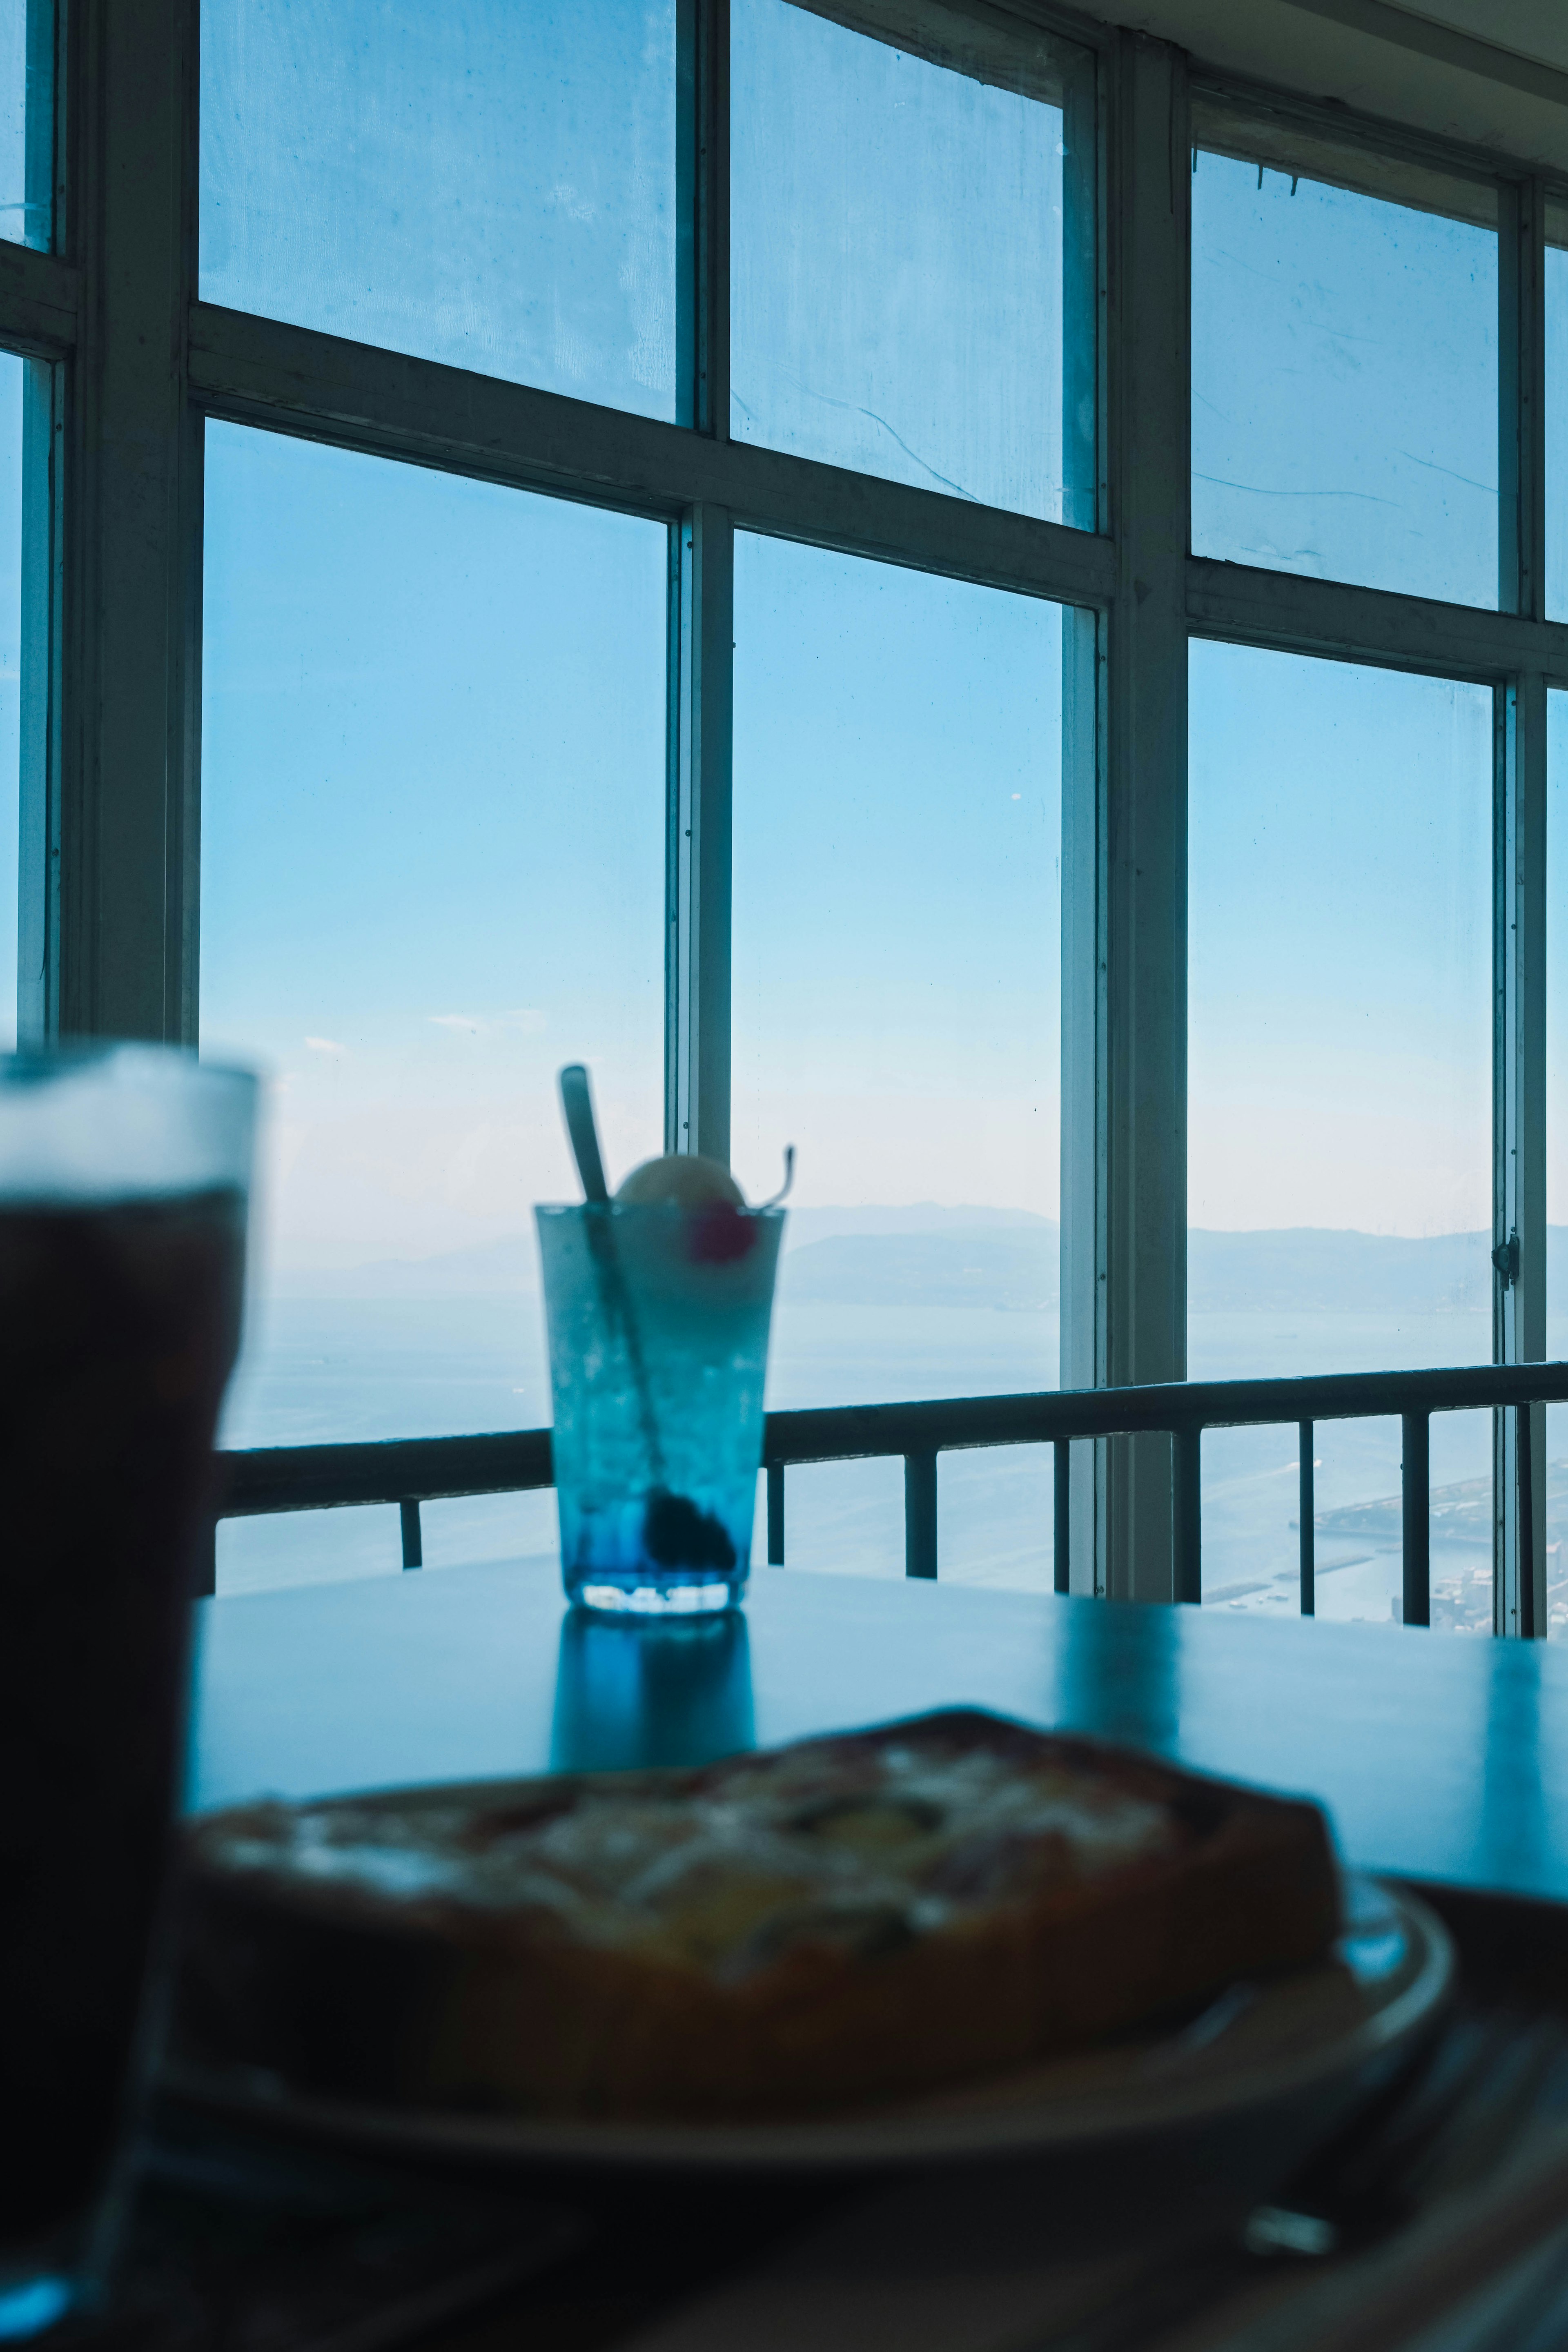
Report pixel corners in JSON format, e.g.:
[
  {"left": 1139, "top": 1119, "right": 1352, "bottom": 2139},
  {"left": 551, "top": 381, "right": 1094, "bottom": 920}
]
[{"left": 175, "top": 1709, "right": 1340, "bottom": 2120}]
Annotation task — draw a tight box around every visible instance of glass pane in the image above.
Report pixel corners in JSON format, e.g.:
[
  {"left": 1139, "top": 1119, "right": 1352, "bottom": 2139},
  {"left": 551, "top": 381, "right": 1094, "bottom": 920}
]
[
  {"left": 938, "top": 1444, "right": 1054, "bottom": 1591},
  {"left": 1189, "top": 642, "right": 1493, "bottom": 1630},
  {"left": 733, "top": 534, "right": 1061, "bottom": 1590},
  {"left": 220, "top": 1488, "right": 560, "bottom": 1599},
  {"left": 1546, "top": 212, "right": 1568, "bottom": 622},
  {"left": 0, "top": 0, "right": 48, "bottom": 252},
  {"left": 732, "top": 0, "right": 1094, "bottom": 523},
  {"left": 757, "top": 1458, "right": 905, "bottom": 1583},
  {"left": 1191, "top": 113, "right": 1498, "bottom": 607},
  {"left": 0, "top": 355, "right": 18, "bottom": 1047},
  {"left": 201, "top": 424, "right": 666, "bottom": 1595},
  {"left": 201, "top": 0, "right": 677, "bottom": 419},
  {"left": 1548, "top": 688, "right": 1568, "bottom": 1632}
]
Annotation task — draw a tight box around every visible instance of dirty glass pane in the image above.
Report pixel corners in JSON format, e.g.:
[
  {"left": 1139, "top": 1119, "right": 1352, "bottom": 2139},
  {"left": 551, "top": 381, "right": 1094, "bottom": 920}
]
[
  {"left": 1192, "top": 114, "right": 1497, "bottom": 607},
  {"left": 0, "top": 0, "right": 48, "bottom": 251},
  {"left": 732, "top": 0, "right": 1095, "bottom": 523},
  {"left": 200, "top": 424, "right": 666, "bottom": 1593},
  {"left": 1547, "top": 689, "right": 1568, "bottom": 1631},
  {"left": 0, "top": 355, "right": 18, "bottom": 1043},
  {"left": 1546, "top": 214, "right": 1568, "bottom": 621},
  {"left": 733, "top": 533, "right": 1061, "bottom": 1589},
  {"left": 201, "top": 0, "right": 677, "bottom": 419},
  {"left": 1189, "top": 642, "right": 1493, "bottom": 1631}
]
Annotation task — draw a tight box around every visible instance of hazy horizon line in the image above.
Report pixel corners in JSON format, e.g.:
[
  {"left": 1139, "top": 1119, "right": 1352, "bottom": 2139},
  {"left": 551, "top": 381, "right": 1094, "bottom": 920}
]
[{"left": 262, "top": 1210, "right": 1558, "bottom": 1285}]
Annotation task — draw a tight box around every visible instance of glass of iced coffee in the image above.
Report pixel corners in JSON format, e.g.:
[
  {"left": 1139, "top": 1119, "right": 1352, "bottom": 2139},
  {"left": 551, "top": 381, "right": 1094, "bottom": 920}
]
[{"left": 0, "top": 1045, "right": 255, "bottom": 2336}]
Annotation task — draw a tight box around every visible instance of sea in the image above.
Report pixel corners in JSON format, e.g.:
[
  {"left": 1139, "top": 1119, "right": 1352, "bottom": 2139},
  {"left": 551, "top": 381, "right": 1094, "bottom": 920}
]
[{"left": 215, "top": 1291, "right": 1568, "bottom": 1640}]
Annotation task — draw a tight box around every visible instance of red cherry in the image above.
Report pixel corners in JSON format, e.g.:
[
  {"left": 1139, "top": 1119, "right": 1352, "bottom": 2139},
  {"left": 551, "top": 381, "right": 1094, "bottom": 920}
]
[{"left": 687, "top": 1202, "right": 757, "bottom": 1264}]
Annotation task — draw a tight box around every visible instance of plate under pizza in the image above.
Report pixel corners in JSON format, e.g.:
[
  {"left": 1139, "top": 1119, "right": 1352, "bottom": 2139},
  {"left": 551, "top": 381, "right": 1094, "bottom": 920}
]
[
  {"left": 161, "top": 1709, "right": 1452, "bottom": 2172},
  {"left": 164, "top": 1871, "right": 1449, "bottom": 2172}
]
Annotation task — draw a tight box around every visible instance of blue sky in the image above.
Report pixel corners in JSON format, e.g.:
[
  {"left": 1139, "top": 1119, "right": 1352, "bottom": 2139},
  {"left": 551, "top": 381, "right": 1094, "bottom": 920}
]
[
  {"left": 0, "top": 5, "right": 1564, "bottom": 1271},
  {"left": 1190, "top": 642, "right": 1492, "bottom": 1235},
  {"left": 730, "top": 537, "right": 1062, "bottom": 1212},
  {"left": 199, "top": 426, "right": 668, "bottom": 1272}
]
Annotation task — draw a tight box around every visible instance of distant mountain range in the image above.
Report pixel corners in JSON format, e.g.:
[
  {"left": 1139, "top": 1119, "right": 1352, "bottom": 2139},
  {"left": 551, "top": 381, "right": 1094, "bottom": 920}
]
[
  {"left": 1187, "top": 1227, "right": 1505, "bottom": 1317},
  {"left": 272, "top": 1209, "right": 1562, "bottom": 1315},
  {"left": 781, "top": 1226, "right": 1058, "bottom": 1311},
  {"left": 781, "top": 1224, "right": 1538, "bottom": 1314},
  {"left": 271, "top": 1205, "right": 1048, "bottom": 1299}
]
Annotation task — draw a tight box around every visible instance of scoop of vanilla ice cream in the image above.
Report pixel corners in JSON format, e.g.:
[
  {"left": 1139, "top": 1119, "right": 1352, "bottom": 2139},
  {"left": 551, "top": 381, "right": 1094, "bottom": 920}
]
[{"left": 615, "top": 1154, "right": 746, "bottom": 1209}]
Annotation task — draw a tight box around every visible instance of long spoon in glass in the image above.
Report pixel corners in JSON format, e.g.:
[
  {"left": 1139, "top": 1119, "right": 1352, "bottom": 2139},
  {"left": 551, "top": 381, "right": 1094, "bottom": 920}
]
[
  {"left": 557, "top": 1064, "right": 664, "bottom": 1483},
  {"left": 557, "top": 1065, "right": 744, "bottom": 1575}
]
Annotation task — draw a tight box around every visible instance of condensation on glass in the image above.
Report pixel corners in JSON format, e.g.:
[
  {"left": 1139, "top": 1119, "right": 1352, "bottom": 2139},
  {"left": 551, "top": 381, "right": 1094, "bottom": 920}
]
[
  {"left": 1545, "top": 689, "right": 1568, "bottom": 1632},
  {"left": 200, "top": 0, "right": 678, "bottom": 419},
  {"left": 1191, "top": 95, "right": 1499, "bottom": 608},
  {"left": 1545, "top": 200, "right": 1568, "bottom": 623},
  {"left": 200, "top": 423, "right": 666, "bottom": 1591},
  {"left": 731, "top": 532, "right": 1062, "bottom": 1588},
  {"left": 732, "top": 0, "right": 1096, "bottom": 524},
  {"left": 1189, "top": 641, "right": 1493, "bottom": 1631}
]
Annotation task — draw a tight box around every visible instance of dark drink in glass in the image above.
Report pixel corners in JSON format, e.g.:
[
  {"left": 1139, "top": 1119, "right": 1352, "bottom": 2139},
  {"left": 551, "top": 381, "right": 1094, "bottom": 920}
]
[{"left": 0, "top": 1048, "right": 254, "bottom": 2335}]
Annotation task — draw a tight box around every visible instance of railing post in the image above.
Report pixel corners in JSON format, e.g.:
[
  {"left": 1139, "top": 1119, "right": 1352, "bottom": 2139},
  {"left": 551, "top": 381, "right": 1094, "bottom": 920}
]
[
  {"left": 766, "top": 1461, "right": 785, "bottom": 1566},
  {"left": 1401, "top": 1414, "right": 1430, "bottom": 1626},
  {"left": 904, "top": 1451, "right": 938, "bottom": 1581},
  {"left": 1054, "top": 1439, "right": 1071, "bottom": 1595},
  {"left": 399, "top": 1498, "right": 423, "bottom": 1571},
  {"left": 1172, "top": 1426, "right": 1201, "bottom": 1604},
  {"left": 1298, "top": 1419, "right": 1314, "bottom": 1617}
]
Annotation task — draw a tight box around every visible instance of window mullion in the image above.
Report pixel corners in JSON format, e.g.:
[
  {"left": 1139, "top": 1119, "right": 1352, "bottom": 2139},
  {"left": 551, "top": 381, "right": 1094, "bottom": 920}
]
[
  {"left": 1494, "top": 173, "right": 1546, "bottom": 1635},
  {"left": 668, "top": 0, "right": 733, "bottom": 1165},
  {"left": 696, "top": 0, "right": 728, "bottom": 438},
  {"left": 1500, "top": 174, "right": 1546, "bottom": 624},
  {"left": 53, "top": 0, "right": 200, "bottom": 1044},
  {"left": 16, "top": 356, "right": 60, "bottom": 1045},
  {"left": 1081, "top": 28, "right": 1191, "bottom": 1603},
  {"left": 670, "top": 503, "right": 734, "bottom": 1164},
  {"left": 1496, "top": 672, "right": 1547, "bottom": 1635},
  {"left": 675, "top": 0, "right": 728, "bottom": 434}
]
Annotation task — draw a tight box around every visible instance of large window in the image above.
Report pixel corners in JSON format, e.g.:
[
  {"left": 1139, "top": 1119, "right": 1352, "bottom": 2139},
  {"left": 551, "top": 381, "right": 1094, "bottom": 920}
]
[{"left": 3, "top": 1, "right": 1565, "bottom": 1618}]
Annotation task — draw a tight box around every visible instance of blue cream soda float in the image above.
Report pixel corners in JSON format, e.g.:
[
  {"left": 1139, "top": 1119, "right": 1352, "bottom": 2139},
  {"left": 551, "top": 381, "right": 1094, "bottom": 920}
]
[{"left": 537, "top": 1152, "right": 784, "bottom": 1615}]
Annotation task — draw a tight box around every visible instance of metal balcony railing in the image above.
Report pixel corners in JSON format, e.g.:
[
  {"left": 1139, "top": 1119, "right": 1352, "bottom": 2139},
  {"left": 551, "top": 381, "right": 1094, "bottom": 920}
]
[{"left": 210, "top": 1359, "right": 1568, "bottom": 1629}]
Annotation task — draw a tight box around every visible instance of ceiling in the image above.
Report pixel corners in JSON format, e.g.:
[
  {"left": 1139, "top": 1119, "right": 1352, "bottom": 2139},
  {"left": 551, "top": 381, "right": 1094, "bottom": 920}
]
[
  {"left": 1065, "top": 0, "right": 1568, "bottom": 174},
  {"left": 1386, "top": 1, "right": 1568, "bottom": 76}
]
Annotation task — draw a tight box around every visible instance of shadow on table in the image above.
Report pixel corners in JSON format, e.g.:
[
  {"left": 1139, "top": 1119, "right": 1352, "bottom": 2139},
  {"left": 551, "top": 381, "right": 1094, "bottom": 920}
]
[{"left": 549, "top": 1611, "right": 756, "bottom": 1774}]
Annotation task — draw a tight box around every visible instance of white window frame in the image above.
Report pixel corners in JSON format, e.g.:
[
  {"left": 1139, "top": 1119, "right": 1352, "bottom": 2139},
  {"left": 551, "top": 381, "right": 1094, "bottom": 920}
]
[{"left": 3, "top": 0, "right": 1562, "bottom": 1621}]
